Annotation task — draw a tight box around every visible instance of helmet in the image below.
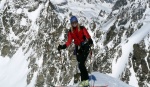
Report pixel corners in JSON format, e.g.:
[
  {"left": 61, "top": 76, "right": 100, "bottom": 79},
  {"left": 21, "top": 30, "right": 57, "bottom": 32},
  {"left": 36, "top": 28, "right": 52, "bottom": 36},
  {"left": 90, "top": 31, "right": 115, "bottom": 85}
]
[{"left": 70, "top": 16, "right": 78, "bottom": 23}]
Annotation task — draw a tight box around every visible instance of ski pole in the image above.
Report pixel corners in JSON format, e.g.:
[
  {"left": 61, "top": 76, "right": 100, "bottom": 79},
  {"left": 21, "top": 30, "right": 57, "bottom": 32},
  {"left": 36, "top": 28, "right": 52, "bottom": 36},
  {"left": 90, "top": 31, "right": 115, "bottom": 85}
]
[
  {"left": 59, "top": 50, "right": 62, "bottom": 64},
  {"left": 59, "top": 49, "right": 64, "bottom": 86},
  {"left": 59, "top": 49, "right": 64, "bottom": 70},
  {"left": 90, "top": 49, "right": 93, "bottom": 87},
  {"left": 90, "top": 49, "right": 92, "bottom": 73},
  {"left": 90, "top": 47, "right": 95, "bottom": 87}
]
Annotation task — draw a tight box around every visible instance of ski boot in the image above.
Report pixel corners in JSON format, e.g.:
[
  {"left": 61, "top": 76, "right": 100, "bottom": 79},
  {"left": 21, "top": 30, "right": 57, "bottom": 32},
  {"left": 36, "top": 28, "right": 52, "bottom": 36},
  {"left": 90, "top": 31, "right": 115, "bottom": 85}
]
[{"left": 78, "top": 80, "right": 89, "bottom": 87}]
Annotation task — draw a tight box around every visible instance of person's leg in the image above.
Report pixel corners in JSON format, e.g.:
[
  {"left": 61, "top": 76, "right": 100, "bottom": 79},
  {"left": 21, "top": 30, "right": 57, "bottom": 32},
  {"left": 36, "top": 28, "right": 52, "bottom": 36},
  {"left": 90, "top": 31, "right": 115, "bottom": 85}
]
[
  {"left": 76, "top": 45, "right": 90, "bottom": 81},
  {"left": 79, "top": 60, "right": 89, "bottom": 81}
]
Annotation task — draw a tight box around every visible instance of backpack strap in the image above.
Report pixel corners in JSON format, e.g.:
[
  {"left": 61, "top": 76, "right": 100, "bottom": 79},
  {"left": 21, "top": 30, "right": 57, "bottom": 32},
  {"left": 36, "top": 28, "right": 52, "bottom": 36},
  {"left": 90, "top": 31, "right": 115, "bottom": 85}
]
[{"left": 69, "top": 29, "right": 72, "bottom": 32}]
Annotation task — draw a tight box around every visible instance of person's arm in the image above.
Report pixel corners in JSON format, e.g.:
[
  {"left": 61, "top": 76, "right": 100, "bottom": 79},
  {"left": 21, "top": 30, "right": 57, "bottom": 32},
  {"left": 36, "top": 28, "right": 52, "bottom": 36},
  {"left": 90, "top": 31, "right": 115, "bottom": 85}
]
[
  {"left": 83, "top": 27, "right": 93, "bottom": 45},
  {"left": 83, "top": 27, "right": 91, "bottom": 39},
  {"left": 58, "top": 32, "right": 72, "bottom": 51},
  {"left": 65, "top": 32, "right": 73, "bottom": 47}
]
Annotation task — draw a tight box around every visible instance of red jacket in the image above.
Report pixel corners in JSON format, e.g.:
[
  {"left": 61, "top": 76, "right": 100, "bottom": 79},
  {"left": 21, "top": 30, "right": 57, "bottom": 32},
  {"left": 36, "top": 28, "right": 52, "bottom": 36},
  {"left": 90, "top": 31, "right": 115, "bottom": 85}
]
[{"left": 65, "top": 26, "right": 91, "bottom": 47}]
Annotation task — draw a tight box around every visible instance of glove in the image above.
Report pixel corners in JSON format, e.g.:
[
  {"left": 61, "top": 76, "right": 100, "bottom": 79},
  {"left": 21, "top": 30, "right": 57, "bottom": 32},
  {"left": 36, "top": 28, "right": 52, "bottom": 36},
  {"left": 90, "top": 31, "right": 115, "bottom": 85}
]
[
  {"left": 58, "top": 44, "right": 67, "bottom": 51},
  {"left": 88, "top": 38, "right": 93, "bottom": 46},
  {"left": 80, "top": 38, "right": 93, "bottom": 48}
]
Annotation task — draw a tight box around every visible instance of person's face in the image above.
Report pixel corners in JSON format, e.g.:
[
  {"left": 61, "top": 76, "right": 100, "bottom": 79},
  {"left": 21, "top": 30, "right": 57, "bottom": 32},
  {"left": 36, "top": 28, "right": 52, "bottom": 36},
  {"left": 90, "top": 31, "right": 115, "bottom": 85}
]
[{"left": 71, "top": 21, "right": 78, "bottom": 27}]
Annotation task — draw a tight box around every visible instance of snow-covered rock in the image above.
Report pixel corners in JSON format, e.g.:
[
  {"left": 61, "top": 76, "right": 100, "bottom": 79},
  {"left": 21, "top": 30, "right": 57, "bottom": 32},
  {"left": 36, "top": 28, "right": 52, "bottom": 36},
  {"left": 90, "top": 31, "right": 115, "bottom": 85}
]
[{"left": 50, "top": 0, "right": 67, "bottom": 5}]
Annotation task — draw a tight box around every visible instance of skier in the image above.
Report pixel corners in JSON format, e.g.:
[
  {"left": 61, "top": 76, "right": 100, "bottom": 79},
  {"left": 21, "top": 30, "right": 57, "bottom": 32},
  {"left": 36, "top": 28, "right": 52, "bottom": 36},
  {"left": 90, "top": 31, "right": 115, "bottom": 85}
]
[{"left": 58, "top": 16, "right": 93, "bottom": 87}]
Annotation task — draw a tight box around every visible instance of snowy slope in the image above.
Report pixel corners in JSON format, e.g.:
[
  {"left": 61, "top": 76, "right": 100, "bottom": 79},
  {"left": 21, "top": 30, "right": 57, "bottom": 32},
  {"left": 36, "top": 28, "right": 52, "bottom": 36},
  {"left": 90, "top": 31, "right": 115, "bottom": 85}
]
[
  {"left": 0, "top": 47, "right": 30, "bottom": 87},
  {"left": 68, "top": 72, "right": 132, "bottom": 87},
  {"left": 53, "top": 0, "right": 112, "bottom": 24}
]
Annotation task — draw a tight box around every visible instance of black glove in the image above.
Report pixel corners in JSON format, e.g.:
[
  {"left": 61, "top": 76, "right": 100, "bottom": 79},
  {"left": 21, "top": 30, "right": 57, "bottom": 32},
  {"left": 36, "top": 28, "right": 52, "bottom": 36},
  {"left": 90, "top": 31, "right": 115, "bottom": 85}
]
[
  {"left": 88, "top": 38, "right": 93, "bottom": 46},
  {"left": 80, "top": 38, "right": 93, "bottom": 48},
  {"left": 58, "top": 44, "right": 67, "bottom": 51}
]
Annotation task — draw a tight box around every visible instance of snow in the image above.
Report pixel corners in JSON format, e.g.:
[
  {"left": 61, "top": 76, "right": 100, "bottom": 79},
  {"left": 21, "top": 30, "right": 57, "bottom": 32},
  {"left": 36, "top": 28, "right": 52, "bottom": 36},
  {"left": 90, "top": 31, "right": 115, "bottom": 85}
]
[
  {"left": 20, "top": 18, "right": 27, "bottom": 26},
  {"left": 1, "top": 0, "right": 150, "bottom": 87},
  {"left": 109, "top": 4, "right": 150, "bottom": 86},
  {"left": 125, "top": 19, "right": 131, "bottom": 28},
  {"left": 25, "top": 4, "right": 44, "bottom": 24},
  {"left": 143, "top": 7, "right": 150, "bottom": 23},
  {"left": 0, "top": 47, "right": 31, "bottom": 87},
  {"left": 69, "top": 72, "right": 132, "bottom": 87},
  {"left": 27, "top": 71, "right": 38, "bottom": 87},
  {"left": 129, "top": 61, "right": 138, "bottom": 87},
  {"left": 8, "top": 27, "right": 19, "bottom": 41},
  {"left": 111, "top": 23, "right": 150, "bottom": 87},
  {"left": 53, "top": 1, "right": 140, "bottom": 86},
  {"left": 16, "top": 8, "right": 22, "bottom": 14},
  {"left": 0, "top": 0, "right": 6, "bottom": 10},
  {"left": 101, "top": 17, "right": 116, "bottom": 32},
  {"left": 51, "top": 0, "right": 67, "bottom": 5},
  {"left": 55, "top": 0, "right": 112, "bottom": 23},
  {"left": 59, "top": 31, "right": 65, "bottom": 41}
]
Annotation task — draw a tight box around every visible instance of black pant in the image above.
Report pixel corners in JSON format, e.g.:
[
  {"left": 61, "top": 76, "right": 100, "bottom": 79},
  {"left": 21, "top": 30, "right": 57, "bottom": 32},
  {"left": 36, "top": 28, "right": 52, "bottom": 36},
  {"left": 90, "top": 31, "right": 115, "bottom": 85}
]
[{"left": 76, "top": 43, "right": 90, "bottom": 81}]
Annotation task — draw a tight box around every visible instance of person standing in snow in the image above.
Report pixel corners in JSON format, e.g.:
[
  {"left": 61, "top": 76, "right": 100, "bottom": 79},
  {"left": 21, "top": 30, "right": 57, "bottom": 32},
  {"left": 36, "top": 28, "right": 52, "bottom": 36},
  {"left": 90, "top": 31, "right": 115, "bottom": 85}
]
[{"left": 58, "top": 16, "right": 93, "bottom": 86}]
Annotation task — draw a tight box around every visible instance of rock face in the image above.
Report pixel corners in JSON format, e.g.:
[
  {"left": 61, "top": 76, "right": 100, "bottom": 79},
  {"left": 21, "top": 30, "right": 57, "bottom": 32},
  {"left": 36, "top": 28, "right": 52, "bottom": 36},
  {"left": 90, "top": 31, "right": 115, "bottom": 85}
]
[
  {"left": 0, "top": 0, "right": 150, "bottom": 87},
  {"left": 112, "top": 0, "right": 127, "bottom": 10},
  {"left": 132, "top": 43, "right": 149, "bottom": 87}
]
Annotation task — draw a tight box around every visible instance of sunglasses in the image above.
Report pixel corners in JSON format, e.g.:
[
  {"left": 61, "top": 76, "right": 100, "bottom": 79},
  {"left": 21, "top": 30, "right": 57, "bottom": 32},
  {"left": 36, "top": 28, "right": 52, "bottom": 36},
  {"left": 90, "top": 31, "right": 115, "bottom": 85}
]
[
  {"left": 71, "top": 22, "right": 78, "bottom": 27},
  {"left": 71, "top": 21, "right": 78, "bottom": 24}
]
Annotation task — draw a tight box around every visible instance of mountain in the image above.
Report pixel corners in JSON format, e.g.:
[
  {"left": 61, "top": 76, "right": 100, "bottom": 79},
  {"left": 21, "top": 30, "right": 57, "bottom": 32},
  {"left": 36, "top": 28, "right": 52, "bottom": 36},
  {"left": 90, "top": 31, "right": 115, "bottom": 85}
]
[{"left": 0, "top": 0, "right": 150, "bottom": 87}]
